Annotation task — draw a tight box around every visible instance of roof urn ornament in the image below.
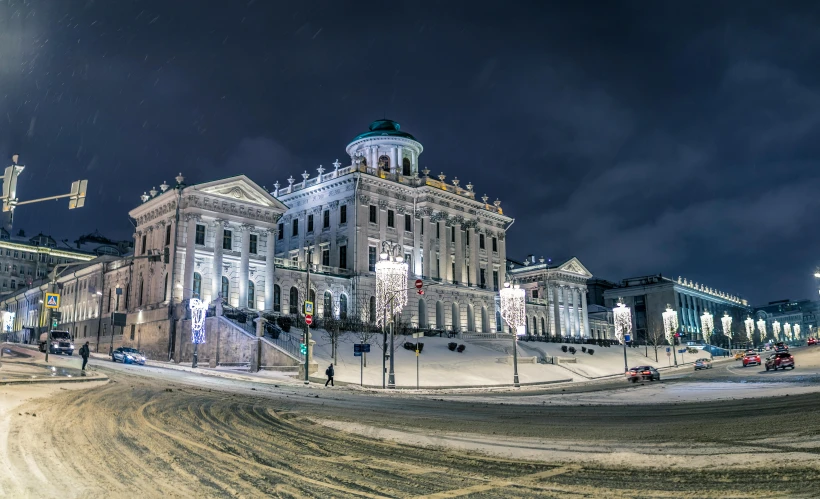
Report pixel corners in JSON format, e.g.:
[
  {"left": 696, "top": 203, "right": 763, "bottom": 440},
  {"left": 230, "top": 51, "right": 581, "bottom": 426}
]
[
  {"left": 317, "top": 165, "right": 325, "bottom": 177},
  {"left": 332, "top": 159, "right": 341, "bottom": 170},
  {"left": 273, "top": 181, "right": 280, "bottom": 195},
  {"left": 482, "top": 194, "right": 489, "bottom": 204},
  {"left": 494, "top": 199, "right": 501, "bottom": 208},
  {"left": 301, "top": 171, "right": 310, "bottom": 182},
  {"left": 287, "top": 176, "right": 295, "bottom": 186},
  {"left": 438, "top": 172, "right": 446, "bottom": 183},
  {"left": 452, "top": 177, "right": 460, "bottom": 188},
  {"left": 159, "top": 181, "right": 169, "bottom": 192},
  {"left": 466, "top": 182, "right": 474, "bottom": 192},
  {"left": 149, "top": 186, "right": 158, "bottom": 198},
  {"left": 140, "top": 192, "right": 150, "bottom": 203},
  {"left": 422, "top": 168, "right": 430, "bottom": 177},
  {"left": 175, "top": 172, "right": 185, "bottom": 185}
]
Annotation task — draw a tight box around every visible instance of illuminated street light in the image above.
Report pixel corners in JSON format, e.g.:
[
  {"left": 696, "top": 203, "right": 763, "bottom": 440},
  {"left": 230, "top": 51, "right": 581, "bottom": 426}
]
[
  {"left": 662, "top": 304, "right": 679, "bottom": 366},
  {"left": 189, "top": 298, "right": 209, "bottom": 369},
  {"left": 721, "top": 312, "right": 733, "bottom": 352},
  {"left": 784, "top": 323, "right": 792, "bottom": 341},
  {"left": 772, "top": 320, "right": 781, "bottom": 341},
  {"left": 700, "top": 310, "right": 714, "bottom": 346},
  {"left": 757, "top": 318, "right": 767, "bottom": 343},
  {"left": 500, "top": 282, "right": 526, "bottom": 387},
  {"left": 613, "top": 299, "right": 632, "bottom": 373},
  {"left": 375, "top": 240, "right": 408, "bottom": 389},
  {"left": 794, "top": 324, "right": 801, "bottom": 341},
  {"left": 744, "top": 316, "right": 754, "bottom": 347}
]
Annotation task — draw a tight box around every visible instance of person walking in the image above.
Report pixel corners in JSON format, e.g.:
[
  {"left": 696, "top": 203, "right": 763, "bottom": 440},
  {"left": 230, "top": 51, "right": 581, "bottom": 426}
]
[
  {"left": 324, "top": 363, "right": 334, "bottom": 387},
  {"left": 79, "top": 341, "right": 90, "bottom": 374}
]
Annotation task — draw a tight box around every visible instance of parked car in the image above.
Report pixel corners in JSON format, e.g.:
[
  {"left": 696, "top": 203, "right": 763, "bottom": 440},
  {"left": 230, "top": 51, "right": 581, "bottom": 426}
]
[
  {"left": 694, "top": 358, "right": 712, "bottom": 370},
  {"left": 111, "top": 347, "right": 146, "bottom": 365},
  {"left": 765, "top": 352, "right": 795, "bottom": 371},
  {"left": 742, "top": 352, "right": 762, "bottom": 367},
  {"left": 807, "top": 338, "right": 818, "bottom": 346},
  {"left": 625, "top": 366, "right": 661, "bottom": 382}
]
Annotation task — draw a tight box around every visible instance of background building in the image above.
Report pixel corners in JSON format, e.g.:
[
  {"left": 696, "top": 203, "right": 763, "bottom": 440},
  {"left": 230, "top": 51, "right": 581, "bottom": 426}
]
[{"left": 754, "top": 299, "right": 818, "bottom": 341}]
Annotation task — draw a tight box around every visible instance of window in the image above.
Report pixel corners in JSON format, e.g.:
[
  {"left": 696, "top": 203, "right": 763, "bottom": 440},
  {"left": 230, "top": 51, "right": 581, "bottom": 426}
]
[
  {"left": 13, "top": 251, "right": 18, "bottom": 258},
  {"left": 195, "top": 224, "right": 205, "bottom": 245},
  {"left": 451, "top": 227, "right": 455, "bottom": 242},
  {"left": 193, "top": 272, "right": 202, "bottom": 298},
  {"left": 479, "top": 234, "right": 485, "bottom": 249},
  {"left": 405, "top": 253, "right": 412, "bottom": 270},
  {"left": 387, "top": 210, "right": 395, "bottom": 228},
  {"left": 138, "top": 279, "right": 144, "bottom": 306},
  {"left": 223, "top": 230, "right": 232, "bottom": 250},
  {"left": 493, "top": 271, "right": 499, "bottom": 291},
  {"left": 492, "top": 237, "right": 498, "bottom": 252},
  {"left": 107, "top": 289, "right": 112, "bottom": 313},
  {"left": 402, "top": 157, "right": 411, "bottom": 176},
  {"left": 404, "top": 214, "right": 412, "bottom": 232},
  {"left": 323, "top": 210, "right": 330, "bottom": 229},
  {"left": 10, "top": 280, "right": 14, "bottom": 288},
  {"left": 141, "top": 234, "right": 147, "bottom": 254},
  {"left": 378, "top": 155, "right": 390, "bottom": 171},
  {"left": 339, "top": 294, "right": 348, "bottom": 319},
  {"left": 28, "top": 253, "right": 34, "bottom": 260},
  {"left": 292, "top": 219, "right": 299, "bottom": 236},
  {"left": 130, "top": 324, "right": 135, "bottom": 341},
  {"left": 323, "top": 291, "right": 332, "bottom": 318},
  {"left": 340, "top": 205, "right": 347, "bottom": 224},
  {"left": 278, "top": 223, "right": 284, "bottom": 240},
  {"left": 289, "top": 286, "right": 299, "bottom": 315},
  {"left": 165, "top": 224, "right": 172, "bottom": 245},
  {"left": 480, "top": 269, "right": 486, "bottom": 288},
  {"left": 339, "top": 245, "right": 347, "bottom": 269},
  {"left": 248, "top": 281, "right": 255, "bottom": 308},
  {"left": 369, "top": 205, "right": 377, "bottom": 224},
  {"left": 322, "top": 248, "right": 330, "bottom": 266},
  {"left": 273, "top": 284, "right": 281, "bottom": 312},
  {"left": 221, "top": 276, "right": 229, "bottom": 302},
  {"left": 369, "top": 296, "right": 376, "bottom": 323},
  {"left": 421, "top": 222, "right": 424, "bottom": 235},
  {"left": 369, "top": 246, "right": 377, "bottom": 272},
  {"left": 532, "top": 289, "right": 539, "bottom": 298},
  {"left": 163, "top": 274, "right": 169, "bottom": 301},
  {"left": 307, "top": 214, "right": 314, "bottom": 233},
  {"left": 436, "top": 223, "right": 440, "bottom": 239},
  {"left": 249, "top": 234, "right": 258, "bottom": 254}
]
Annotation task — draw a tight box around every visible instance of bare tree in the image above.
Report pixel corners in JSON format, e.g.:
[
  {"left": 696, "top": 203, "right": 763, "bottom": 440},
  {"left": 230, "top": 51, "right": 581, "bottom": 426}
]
[
  {"left": 645, "top": 313, "right": 666, "bottom": 362},
  {"left": 345, "top": 291, "right": 379, "bottom": 367}
]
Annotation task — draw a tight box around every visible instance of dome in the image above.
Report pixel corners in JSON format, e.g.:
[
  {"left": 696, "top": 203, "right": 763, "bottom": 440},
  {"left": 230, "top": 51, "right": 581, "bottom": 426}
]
[{"left": 352, "top": 119, "right": 416, "bottom": 141}]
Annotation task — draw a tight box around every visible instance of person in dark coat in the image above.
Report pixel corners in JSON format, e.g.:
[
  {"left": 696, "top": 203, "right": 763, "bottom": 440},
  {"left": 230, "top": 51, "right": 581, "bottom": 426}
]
[
  {"left": 79, "top": 341, "right": 90, "bottom": 372},
  {"left": 325, "top": 363, "right": 334, "bottom": 387}
]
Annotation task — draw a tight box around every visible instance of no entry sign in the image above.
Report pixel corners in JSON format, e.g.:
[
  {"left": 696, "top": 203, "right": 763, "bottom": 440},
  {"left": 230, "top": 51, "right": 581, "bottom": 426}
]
[
  {"left": 415, "top": 279, "right": 423, "bottom": 289},
  {"left": 305, "top": 315, "right": 313, "bottom": 326}
]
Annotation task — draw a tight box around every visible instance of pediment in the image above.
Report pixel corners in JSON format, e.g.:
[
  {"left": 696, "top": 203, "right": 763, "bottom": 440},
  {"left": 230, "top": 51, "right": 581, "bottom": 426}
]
[
  {"left": 194, "top": 176, "right": 288, "bottom": 211},
  {"left": 559, "top": 257, "right": 592, "bottom": 278}
]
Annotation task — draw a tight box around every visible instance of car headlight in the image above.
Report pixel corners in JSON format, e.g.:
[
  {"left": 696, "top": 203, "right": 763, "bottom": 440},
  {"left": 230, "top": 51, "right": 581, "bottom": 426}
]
[{"left": 69, "top": 344, "right": 74, "bottom": 349}]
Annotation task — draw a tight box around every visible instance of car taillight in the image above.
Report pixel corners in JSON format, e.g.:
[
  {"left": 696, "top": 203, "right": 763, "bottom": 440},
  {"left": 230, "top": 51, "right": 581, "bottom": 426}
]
[
  {"left": 642, "top": 371, "right": 651, "bottom": 375},
  {"left": 790, "top": 356, "right": 794, "bottom": 360}
]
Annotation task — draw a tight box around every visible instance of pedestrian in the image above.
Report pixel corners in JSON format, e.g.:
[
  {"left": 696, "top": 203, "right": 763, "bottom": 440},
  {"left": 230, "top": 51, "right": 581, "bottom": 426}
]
[
  {"left": 79, "top": 341, "right": 90, "bottom": 373},
  {"left": 325, "top": 363, "right": 334, "bottom": 387}
]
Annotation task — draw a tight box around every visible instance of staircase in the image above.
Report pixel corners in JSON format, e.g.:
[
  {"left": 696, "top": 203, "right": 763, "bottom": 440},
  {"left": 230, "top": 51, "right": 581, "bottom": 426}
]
[{"left": 219, "top": 312, "right": 304, "bottom": 363}]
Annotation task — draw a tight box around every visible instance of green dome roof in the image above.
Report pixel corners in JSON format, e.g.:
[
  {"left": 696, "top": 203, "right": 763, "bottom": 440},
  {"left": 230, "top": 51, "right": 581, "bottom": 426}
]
[{"left": 352, "top": 119, "right": 416, "bottom": 141}]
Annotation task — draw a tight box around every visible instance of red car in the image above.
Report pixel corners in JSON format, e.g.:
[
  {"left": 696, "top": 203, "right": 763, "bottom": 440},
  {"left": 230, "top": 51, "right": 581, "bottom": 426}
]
[
  {"left": 808, "top": 338, "right": 818, "bottom": 346},
  {"left": 742, "top": 352, "right": 761, "bottom": 367},
  {"left": 765, "top": 352, "right": 795, "bottom": 371}
]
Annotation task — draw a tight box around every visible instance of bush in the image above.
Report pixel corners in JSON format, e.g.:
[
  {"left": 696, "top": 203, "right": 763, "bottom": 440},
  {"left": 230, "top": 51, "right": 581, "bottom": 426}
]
[
  {"left": 569, "top": 346, "right": 576, "bottom": 355},
  {"left": 457, "top": 344, "right": 466, "bottom": 353},
  {"left": 561, "top": 345, "right": 568, "bottom": 353},
  {"left": 581, "top": 346, "right": 587, "bottom": 353},
  {"left": 277, "top": 316, "right": 292, "bottom": 333},
  {"left": 588, "top": 349, "right": 594, "bottom": 355},
  {"left": 448, "top": 342, "right": 458, "bottom": 351}
]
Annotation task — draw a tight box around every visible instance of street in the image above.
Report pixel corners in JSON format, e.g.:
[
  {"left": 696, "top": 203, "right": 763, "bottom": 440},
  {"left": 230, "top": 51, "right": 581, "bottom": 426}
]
[{"left": 2, "top": 345, "right": 820, "bottom": 498}]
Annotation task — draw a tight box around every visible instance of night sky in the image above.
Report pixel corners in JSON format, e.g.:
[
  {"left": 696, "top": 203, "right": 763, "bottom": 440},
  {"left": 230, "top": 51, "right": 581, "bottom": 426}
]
[{"left": 2, "top": 1, "right": 819, "bottom": 305}]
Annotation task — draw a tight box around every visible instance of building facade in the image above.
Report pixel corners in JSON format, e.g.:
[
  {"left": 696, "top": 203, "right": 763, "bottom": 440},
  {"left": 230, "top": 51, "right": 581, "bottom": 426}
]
[{"left": 753, "top": 299, "right": 818, "bottom": 342}]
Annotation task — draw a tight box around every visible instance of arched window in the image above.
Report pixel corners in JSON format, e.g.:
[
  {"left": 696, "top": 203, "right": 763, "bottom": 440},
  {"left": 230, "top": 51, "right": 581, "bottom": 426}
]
[
  {"left": 496, "top": 311, "right": 503, "bottom": 333},
  {"left": 138, "top": 278, "right": 144, "bottom": 306},
  {"left": 273, "top": 284, "right": 281, "bottom": 313},
  {"left": 451, "top": 303, "right": 459, "bottom": 331},
  {"left": 402, "top": 157, "right": 411, "bottom": 176},
  {"left": 378, "top": 155, "right": 390, "bottom": 172},
  {"left": 248, "top": 281, "right": 255, "bottom": 309},
  {"left": 192, "top": 272, "right": 202, "bottom": 299},
  {"left": 436, "top": 301, "right": 444, "bottom": 329},
  {"left": 541, "top": 317, "right": 546, "bottom": 335},
  {"left": 339, "top": 294, "right": 348, "bottom": 319},
  {"left": 221, "top": 276, "right": 229, "bottom": 303},
  {"left": 289, "top": 286, "right": 299, "bottom": 315},
  {"left": 467, "top": 305, "right": 475, "bottom": 332},
  {"left": 419, "top": 299, "right": 427, "bottom": 328},
  {"left": 481, "top": 306, "right": 489, "bottom": 333},
  {"left": 369, "top": 296, "right": 376, "bottom": 323},
  {"left": 323, "top": 291, "right": 332, "bottom": 318}
]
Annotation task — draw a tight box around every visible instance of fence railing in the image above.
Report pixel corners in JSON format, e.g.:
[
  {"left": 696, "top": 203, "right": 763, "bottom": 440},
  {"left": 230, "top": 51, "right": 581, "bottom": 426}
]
[{"left": 219, "top": 307, "right": 304, "bottom": 362}]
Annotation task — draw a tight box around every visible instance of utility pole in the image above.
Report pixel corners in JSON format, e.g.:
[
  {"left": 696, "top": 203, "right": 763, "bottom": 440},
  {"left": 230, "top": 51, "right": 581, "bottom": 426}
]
[{"left": 303, "top": 247, "right": 312, "bottom": 384}]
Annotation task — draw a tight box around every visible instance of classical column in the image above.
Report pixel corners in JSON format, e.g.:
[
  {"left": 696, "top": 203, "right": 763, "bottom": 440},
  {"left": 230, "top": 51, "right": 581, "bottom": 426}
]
[
  {"left": 442, "top": 221, "right": 451, "bottom": 282},
  {"left": 422, "top": 213, "right": 431, "bottom": 278},
  {"left": 410, "top": 149, "right": 416, "bottom": 174},
  {"left": 581, "top": 287, "right": 590, "bottom": 337},
  {"left": 296, "top": 211, "right": 306, "bottom": 263},
  {"left": 371, "top": 147, "right": 378, "bottom": 171},
  {"left": 497, "top": 233, "right": 507, "bottom": 290},
  {"left": 453, "top": 224, "right": 464, "bottom": 284},
  {"left": 551, "top": 285, "right": 561, "bottom": 336},
  {"left": 264, "top": 227, "right": 276, "bottom": 310},
  {"left": 561, "top": 286, "right": 571, "bottom": 337},
  {"left": 396, "top": 145, "right": 403, "bottom": 174},
  {"left": 378, "top": 200, "right": 387, "bottom": 245},
  {"left": 211, "top": 219, "right": 225, "bottom": 301},
  {"left": 182, "top": 214, "right": 199, "bottom": 300},
  {"left": 238, "top": 224, "right": 252, "bottom": 309},
  {"left": 390, "top": 146, "right": 398, "bottom": 174},
  {"left": 469, "top": 226, "right": 480, "bottom": 286},
  {"left": 571, "top": 287, "right": 579, "bottom": 337},
  {"left": 165, "top": 216, "right": 176, "bottom": 302}
]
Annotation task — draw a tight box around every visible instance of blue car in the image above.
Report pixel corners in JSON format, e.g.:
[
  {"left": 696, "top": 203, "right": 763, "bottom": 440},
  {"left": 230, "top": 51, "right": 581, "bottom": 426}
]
[{"left": 111, "top": 347, "right": 146, "bottom": 365}]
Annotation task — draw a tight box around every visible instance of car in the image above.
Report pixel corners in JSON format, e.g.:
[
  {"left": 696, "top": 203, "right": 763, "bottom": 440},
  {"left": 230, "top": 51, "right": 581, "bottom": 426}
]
[
  {"left": 765, "top": 352, "right": 795, "bottom": 371},
  {"left": 774, "top": 342, "right": 789, "bottom": 353},
  {"left": 626, "top": 366, "right": 661, "bottom": 382},
  {"left": 742, "top": 352, "right": 762, "bottom": 367},
  {"left": 808, "top": 338, "right": 818, "bottom": 346},
  {"left": 694, "top": 358, "right": 713, "bottom": 370},
  {"left": 111, "top": 347, "right": 146, "bottom": 365},
  {"left": 734, "top": 352, "right": 745, "bottom": 360}
]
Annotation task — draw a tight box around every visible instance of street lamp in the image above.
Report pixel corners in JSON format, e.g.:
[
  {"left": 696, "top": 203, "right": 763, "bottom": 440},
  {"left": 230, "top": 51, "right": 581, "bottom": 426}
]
[
  {"left": 744, "top": 316, "right": 754, "bottom": 348},
  {"left": 499, "top": 282, "right": 526, "bottom": 387},
  {"left": 375, "top": 240, "right": 408, "bottom": 389},
  {"left": 662, "top": 304, "right": 679, "bottom": 366},
  {"left": 772, "top": 320, "right": 781, "bottom": 341},
  {"left": 189, "top": 298, "right": 209, "bottom": 368},
  {"left": 613, "top": 299, "right": 632, "bottom": 373},
  {"left": 757, "top": 318, "right": 767, "bottom": 345},
  {"left": 701, "top": 310, "right": 714, "bottom": 348},
  {"left": 721, "top": 312, "right": 733, "bottom": 352}
]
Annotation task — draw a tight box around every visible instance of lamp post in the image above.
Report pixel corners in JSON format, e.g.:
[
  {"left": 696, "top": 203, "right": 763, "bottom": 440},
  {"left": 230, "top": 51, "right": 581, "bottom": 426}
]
[
  {"left": 189, "top": 298, "right": 209, "bottom": 368},
  {"left": 375, "top": 241, "right": 408, "bottom": 389},
  {"left": 613, "top": 299, "right": 632, "bottom": 373},
  {"left": 721, "top": 312, "right": 733, "bottom": 352},
  {"left": 701, "top": 310, "right": 714, "bottom": 351},
  {"left": 772, "top": 320, "right": 781, "bottom": 342},
  {"left": 744, "top": 316, "right": 754, "bottom": 348},
  {"left": 757, "top": 318, "right": 767, "bottom": 345},
  {"left": 499, "top": 282, "right": 525, "bottom": 387},
  {"left": 662, "top": 305, "right": 679, "bottom": 367}
]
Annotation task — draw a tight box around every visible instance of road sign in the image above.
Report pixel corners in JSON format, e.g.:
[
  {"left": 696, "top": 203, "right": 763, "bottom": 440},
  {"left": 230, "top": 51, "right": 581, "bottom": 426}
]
[
  {"left": 304, "top": 301, "right": 314, "bottom": 315},
  {"left": 45, "top": 293, "right": 60, "bottom": 309},
  {"left": 305, "top": 314, "right": 313, "bottom": 326},
  {"left": 624, "top": 334, "right": 631, "bottom": 342},
  {"left": 111, "top": 313, "right": 127, "bottom": 327},
  {"left": 412, "top": 332, "right": 423, "bottom": 338},
  {"left": 354, "top": 351, "right": 362, "bottom": 357},
  {"left": 415, "top": 279, "right": 423, "bottom": 289},
  {"left": 354, "top": 344, "right": 371, "bottom": 353},
  {"left": 678, "top": 349, "right": 686, "bottom": 353},
  {"left": 666, "top": 347, "right": 671, "bottom": 353}
]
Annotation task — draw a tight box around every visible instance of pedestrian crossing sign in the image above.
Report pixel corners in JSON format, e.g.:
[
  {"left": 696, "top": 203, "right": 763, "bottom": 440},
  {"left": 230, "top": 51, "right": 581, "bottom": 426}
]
[{"left": 45, "top": 293, "right": 60, "bottom": 309}]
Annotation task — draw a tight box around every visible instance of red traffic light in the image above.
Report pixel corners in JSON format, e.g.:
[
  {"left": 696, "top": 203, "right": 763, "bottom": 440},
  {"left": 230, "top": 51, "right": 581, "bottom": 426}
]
[
  {"left": 417, "top": 289, "right": 424, "bottom": 295},
  {"left": 415, "top": 279, "right": 423, "bottom": 289}
]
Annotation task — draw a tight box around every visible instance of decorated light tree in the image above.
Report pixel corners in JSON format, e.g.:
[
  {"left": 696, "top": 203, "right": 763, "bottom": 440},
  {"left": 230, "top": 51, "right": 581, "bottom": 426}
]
[
  {"left": 662, "top": 304, "right": 679, "bottom": 366},
  {"left": 757, "top": 318, "right": 767, "bottom": 343},
  {"left": 189, "top": 298, "right": 209, "bottom": 369},
  {"left": 375, "top": 241, "right": 408, "bottom": 389},
  {"left": 500, "top": 282, "right": 526, "bottom": 387},
  {"left": 794, "top": 324, "right": 801, "bottom": 341},
  {"left": 701, "top": 310, "right": 714, "bottom": 346},
  {"left": 772, "top": 320, "right": 781, "bottom": 341},
  {"left": 721, "top": 312, "right": 733, "bottom": 351},
  {"left": 744, "top": 316, "right": 754, "bottom": 347},
  {"left": 613, "top": 299, "right": 632, "bottom": 373},
  {"left": 784, "top": 323, "right": 792, "bottom": 341}
]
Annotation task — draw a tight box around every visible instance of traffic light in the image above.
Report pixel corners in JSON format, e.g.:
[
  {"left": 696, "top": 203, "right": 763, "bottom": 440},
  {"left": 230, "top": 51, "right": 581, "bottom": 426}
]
[
  {"left": 300, "top": 343, "right": 307, "bottom": 355},
  {"left": 68, "top": 179, "right": 88, "bottom": 209},
  {"left": 2, "top": 156, "right": 24, "bottom": 213}
]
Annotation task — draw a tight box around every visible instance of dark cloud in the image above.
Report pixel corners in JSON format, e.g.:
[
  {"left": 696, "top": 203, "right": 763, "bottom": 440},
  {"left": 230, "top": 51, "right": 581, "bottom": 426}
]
[{"left": 1, "top": 0, "right": 819, "bottom": 303}]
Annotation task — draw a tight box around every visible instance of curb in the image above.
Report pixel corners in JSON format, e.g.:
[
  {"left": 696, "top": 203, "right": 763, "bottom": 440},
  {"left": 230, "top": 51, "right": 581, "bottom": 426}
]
[
  {"left": 307, "top": 376, "right": 574, "bottom": 390},
  {"left": 0, "top": 372, "right": 109, "bottom": 386}
]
